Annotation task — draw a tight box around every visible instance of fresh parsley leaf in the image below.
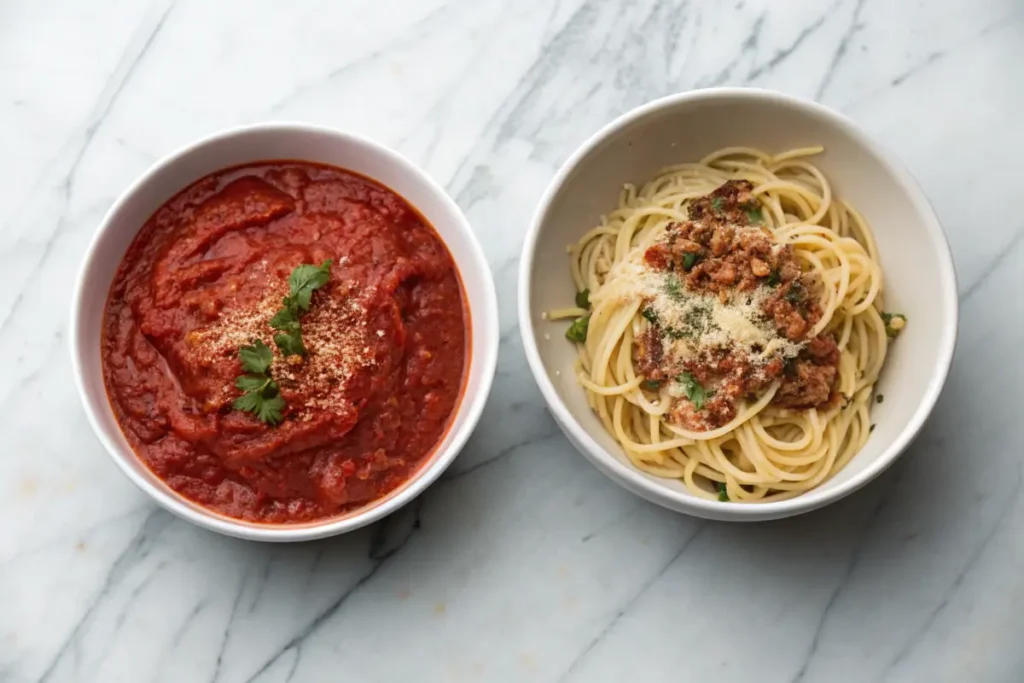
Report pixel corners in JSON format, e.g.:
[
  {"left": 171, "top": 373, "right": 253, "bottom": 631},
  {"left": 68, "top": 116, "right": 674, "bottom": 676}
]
[
  {"left": 678, "top": 371, "right": 709, "bottom": 410},
  {"left": 682, "top": 252, "right": 700, "bottom": 271},
  {"left": 271, "top": 261, "right": 335, "bottom": 358},
  {"left": 232, "top": 261, "right": 335, "bottom": 425},
  {"left": 274, "top": 330, "right": 307, "bottom": 357},
  {"left": 575, "top": 289, "right": 591, "bottom": 309},
  {"left": 710, "top": 197, "right": 725, "bottom": 212},
  {"left": 269, "top": 306, "right": 300, "bottom": 332},
  {"left": 239, "top": 340, "right": 274, "bottom": 374},
  {"left": 232, "top": 379, "right": 285, "bottom": 425},
  {"left": 716, "top": 481, "right": 729, "bottom": 502},
  {"left": 286, "top": 259, "right": 333, "bottom": 312},
  {"left": 641, "top": 307, "right": 659, "bottom": 325},
  {"left": 641, "top": 379, "right": 662, "bottom": 391},
  {"left": 765, "top": 268, "right": 781, "bottom": 287},
  {"left": 233, "top": 372, "right": 285, "bottom": 425},
  {"left": 881, "top": 312, "right": 907, "bottom": 338},
  {"left": 255, "top": 393, "right": 286, "bottom": 425},
  {"left": 235, "top": 374, "right": 270, "bottom": 392},
  {"left": 566, "top": 315, "right": 590, "bottom": 343},
  {"left": 745, "top": 207, "right": 763, "bottom": 224},
  {"left": 232, "top": 390, "right": 264, "bottom": 413}
]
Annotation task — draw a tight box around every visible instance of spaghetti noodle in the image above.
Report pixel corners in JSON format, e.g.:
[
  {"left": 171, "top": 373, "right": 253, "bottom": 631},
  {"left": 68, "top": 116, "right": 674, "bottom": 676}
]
[{"left": 551, "top": 147, "right": 903, "bottom": 503}]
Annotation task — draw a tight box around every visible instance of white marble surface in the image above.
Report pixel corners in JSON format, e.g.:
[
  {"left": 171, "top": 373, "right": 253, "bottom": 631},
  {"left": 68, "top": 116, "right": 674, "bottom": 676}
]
[{"left": 2, "top": 0, "right": 1023, "bottom": 681}]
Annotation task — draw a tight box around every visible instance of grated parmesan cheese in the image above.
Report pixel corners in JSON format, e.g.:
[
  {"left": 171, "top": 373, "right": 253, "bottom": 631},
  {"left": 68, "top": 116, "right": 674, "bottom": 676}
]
[
  {"left": 184, "top": 274, "right": 374, "bottom": 418},
  {"left": 600, "top": 227, "right": 804, "bottom": 370}
]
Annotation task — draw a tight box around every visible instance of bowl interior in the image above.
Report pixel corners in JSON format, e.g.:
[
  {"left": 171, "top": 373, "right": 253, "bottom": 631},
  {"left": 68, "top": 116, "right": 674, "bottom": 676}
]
[
  {"left": 524, "top": 92, "right": 956, "bottom": 515},
  {"left": 74, "top": 124, "right": 497, "bottom": 539}
]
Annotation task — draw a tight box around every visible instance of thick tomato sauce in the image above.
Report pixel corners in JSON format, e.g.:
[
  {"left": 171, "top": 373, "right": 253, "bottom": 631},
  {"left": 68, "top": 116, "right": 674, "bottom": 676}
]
[{"left": 103, "top": 162, "right": 468, "bottom": 523}]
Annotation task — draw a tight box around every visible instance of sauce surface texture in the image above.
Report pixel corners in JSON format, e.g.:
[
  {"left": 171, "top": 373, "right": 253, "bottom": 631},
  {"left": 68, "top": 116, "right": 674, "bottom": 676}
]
[{"left": 103, "top": 162, "right": 468, "bottom": 523}]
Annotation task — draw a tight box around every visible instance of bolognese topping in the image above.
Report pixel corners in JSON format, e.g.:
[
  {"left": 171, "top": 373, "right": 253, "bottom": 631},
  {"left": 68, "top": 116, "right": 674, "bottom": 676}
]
[{"left": 629, "top": 180, "right": 842, "bottom": 431}]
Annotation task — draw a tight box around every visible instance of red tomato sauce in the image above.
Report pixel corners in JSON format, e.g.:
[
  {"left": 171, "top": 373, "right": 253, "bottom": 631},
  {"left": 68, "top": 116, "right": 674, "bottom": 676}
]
[{"left": 102, "top": 162, "right": 468, "bottom": 523}]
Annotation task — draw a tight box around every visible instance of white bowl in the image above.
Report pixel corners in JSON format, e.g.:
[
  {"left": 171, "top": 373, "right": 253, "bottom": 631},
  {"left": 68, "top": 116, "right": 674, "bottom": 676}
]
[
  {"left": 71, "top": 123, "right": 499, "bottom": 541},
  {"left": 519, "top": 89, "right": 958, "bottom": 522}
]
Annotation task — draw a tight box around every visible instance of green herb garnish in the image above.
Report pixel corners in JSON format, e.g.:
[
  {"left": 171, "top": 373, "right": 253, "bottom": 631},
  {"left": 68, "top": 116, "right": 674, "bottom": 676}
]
[
  {"left": 876, "top": 393, "right": 884, "bottom": 404},
  {"left": 745, "top": 207, "right": 763, "bottom": 224},
  {"left": 870, "top": 424, "right": 876, "bottom": 432},
  {"left": 566, "top": 315, "right": 590, "bottom": 343},
  {"left": 642, "top": 308, "right": 660, "bottom": 325},
  {"left": 682, "top": 305, "right": 711, "bottom": 335},
  {"left": 232, "top": 261, "right": 333, "bottom": 425},
  {"left": 271, "top": 260, "right": 333, "bottom": 357},
  {"left": 232, "top": 340, "right": 285, "bottom": 425},
  {"left": 765, "top": 269, "right": 781, "bottom": 287},
  {"left": 641, "top": 379, "right": 662, "bottom": 391},
  {"left": 678, "top": 371, "right": 709, "bottom": 410},
  {"left": 575, "top": 289, "right": 591, "bottom": 309},
  {"left": 682, "top": 252, "right": 701, "bottom": 271},
  {"left": 664, "top": 276, "right": 685, "bottom": 300},
  {"left": 716, "top": 481, "right": 729, "bottom": 502},
  {"left": 239, "top": 338, "right": 274, "bottom": 375},
  {"left": 284, "top": 260, "right": 333, "bottom": 312},
  {"left": 785, "top": 281, "right": 804, "bottom": 305},
  {"left": 710, "top": 197, "right": 725, "bottom": 212},
  {"left": 881, "top": 312, "right": 907, "bottom": 339}
]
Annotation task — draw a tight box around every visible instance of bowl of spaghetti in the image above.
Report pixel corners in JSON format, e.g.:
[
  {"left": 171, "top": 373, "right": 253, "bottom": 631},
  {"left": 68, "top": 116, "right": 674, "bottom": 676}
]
[{"left": 519, "top": 89, "right": 957, "bottom": 521}]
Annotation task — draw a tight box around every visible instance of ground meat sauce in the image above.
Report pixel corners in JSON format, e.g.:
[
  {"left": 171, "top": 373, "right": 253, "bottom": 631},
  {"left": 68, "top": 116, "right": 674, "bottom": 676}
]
[
  {"left": 639, "top": 180, "right": 840, "bottom": 431},
  {"left": 103, "top": 162, "right": 468, "bottom": 523}
]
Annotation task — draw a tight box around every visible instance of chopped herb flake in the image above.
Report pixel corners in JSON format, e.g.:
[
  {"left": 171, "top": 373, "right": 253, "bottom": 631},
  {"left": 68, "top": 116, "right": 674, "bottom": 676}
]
[
  {"left": 785, "top": 281, "right": 805, "bottom": 304},
  {"left": 664, "top": 276, "right": 685, "bottom": 300},
  {"left": 881, "top": 312, "right": 907, "bottom": 338},
  {"left": 682, "top": 252, "right": 701, "bottom": 271},
  {"left": 716, "top": 481, "right": 729, "bottom": 502},
  {"left": 745, "top": 207, "right": 763, "bottom": 224},
  {"left": 710, "top": 197, "right": 725, "bottom": 212},
  {"left": 642, "top": 307, "right": 660, "bottom": 325},
  {"left": 765, "top": 269, "right": 781, "bottom": 287},
  {"left": 576, "top": 289, "right": 591, "bottom": 309},
  {"left": 678, "top": 371, "right": 710, "bottom": 410},
  {"left": 566, "top": 315, "right": 590, "bottom": 343},
  {"left": 876, "top": 393, "right": 884, "bottom": 404},
  {"left": 641, "top": 379, "right": 662, "bottom": 391}
]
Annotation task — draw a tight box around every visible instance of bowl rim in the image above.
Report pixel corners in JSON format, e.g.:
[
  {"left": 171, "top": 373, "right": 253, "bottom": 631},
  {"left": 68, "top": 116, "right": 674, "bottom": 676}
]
[
  {"left": 70, "top": 121, "right": 499, "bottom": 541},
  {"left": 518, "top": 87, "right": 959, "bottom": 520}
]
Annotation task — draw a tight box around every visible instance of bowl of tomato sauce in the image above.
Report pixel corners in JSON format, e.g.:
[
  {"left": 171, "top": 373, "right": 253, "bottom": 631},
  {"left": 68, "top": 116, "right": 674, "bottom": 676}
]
[{"left": 71, "top": 123, "right": 499, "bottom": 541}]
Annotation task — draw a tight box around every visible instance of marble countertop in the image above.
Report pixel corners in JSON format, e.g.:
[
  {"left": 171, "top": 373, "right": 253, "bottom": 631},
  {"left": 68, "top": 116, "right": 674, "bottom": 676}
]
[{"left": 3, "top": 0, "right": 1023, "bottom": 681}]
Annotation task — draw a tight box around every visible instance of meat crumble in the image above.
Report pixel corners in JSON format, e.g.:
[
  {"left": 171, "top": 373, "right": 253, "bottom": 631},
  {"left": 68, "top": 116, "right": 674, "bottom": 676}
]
[{"left": 637, "top": 180, "right": 841, "bottom": 431}]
